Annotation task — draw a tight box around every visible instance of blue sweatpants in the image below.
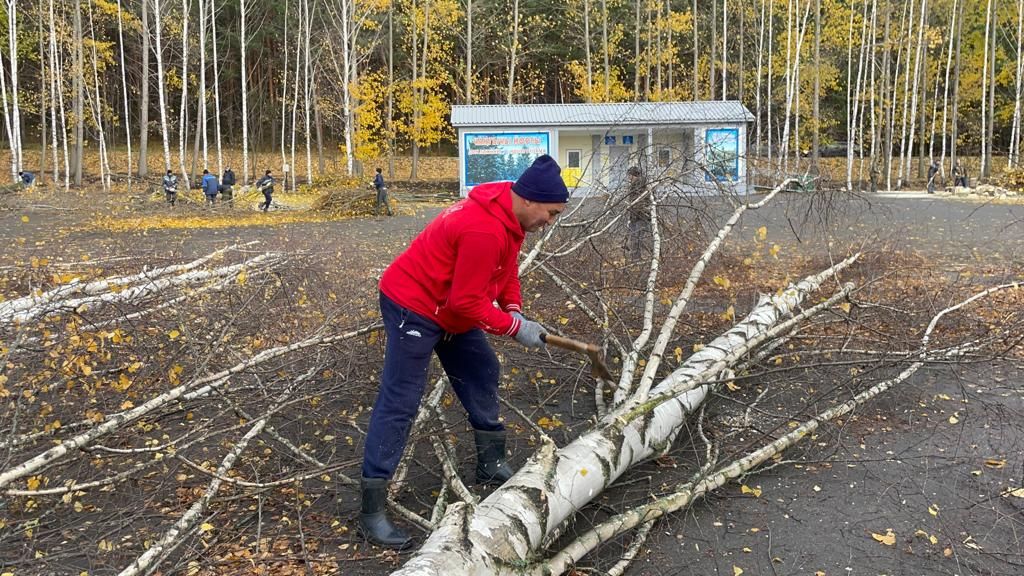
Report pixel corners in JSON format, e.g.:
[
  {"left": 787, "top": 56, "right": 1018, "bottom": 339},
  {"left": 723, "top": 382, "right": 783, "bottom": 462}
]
[{"left": 361, "top": 292, "right": 503, "bottom": 479}]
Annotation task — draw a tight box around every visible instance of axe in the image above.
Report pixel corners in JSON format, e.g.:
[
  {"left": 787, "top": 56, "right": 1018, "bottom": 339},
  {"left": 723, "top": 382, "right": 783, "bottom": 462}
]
[{"left": 541, "top": 333, "right": 615, "bottom": 383}]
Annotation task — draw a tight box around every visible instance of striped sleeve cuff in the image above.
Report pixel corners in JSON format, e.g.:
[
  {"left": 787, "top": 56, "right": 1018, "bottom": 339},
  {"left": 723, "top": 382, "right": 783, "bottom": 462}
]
[
  {"left": 505, "top": 303, "right": 522, "bottom": 313},
  {"left": 504, "top": 314, "right": 521, "bottom": 336}
]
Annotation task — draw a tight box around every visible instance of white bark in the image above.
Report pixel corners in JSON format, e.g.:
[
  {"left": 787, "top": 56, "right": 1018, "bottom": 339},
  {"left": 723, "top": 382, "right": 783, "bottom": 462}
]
[
  {"left": 1014, "top": 0, "right": 1024, "bottom": 167},
  {"left": 210, "top": 0, "right": 223, "bottom": 175},
  {"left": 508, "top": 0, "right": 520, "bottom": 103},
  {"left": 0, "top": 2, "right": 15, "bottom": 179},
  {"left": 981, "top": 0, "right": 993, "bottom": 178},
  {"left": 393, "top": 255, "right": 860, "bottom": 575},
  {"left": 153, "top": 0, "right": 172, "bottom": 172},
  {"left": 240, "top": 0, "right": 249, "bottom": 183},
  {"left": 86, "top": 0, "right": 111, "bottom": 191},
  {"left": 47, "top": 0, "right": 62, "bottom": 185},
  {"left": 303, "top": 0, "right": 313, "bottom": 183},
  {"left": 940, "top": 0, "right": 958, "bottom": 174},
  {"left": 116, "top": 0, "right": 133, "bottom": 178},
  {"left": 5, "top": 0, "right": 22, "bottom": 172},
  {"left": 198, "top": 0, "right": 208, "bottom": 169},
  {"left": 178, "top": 0, "right": 191, "bottom": 184}
]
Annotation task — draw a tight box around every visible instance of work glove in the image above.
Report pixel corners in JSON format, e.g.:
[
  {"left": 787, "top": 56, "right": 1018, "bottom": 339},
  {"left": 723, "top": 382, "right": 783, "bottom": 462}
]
[{"left": 512, "top": 313, "right": 547, "bottom": 350}]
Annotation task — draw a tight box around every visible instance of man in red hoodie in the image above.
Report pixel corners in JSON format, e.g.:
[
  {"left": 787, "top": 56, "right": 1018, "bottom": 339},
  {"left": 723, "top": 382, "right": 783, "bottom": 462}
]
[{"left": 359, "top": 155, "right": 569, "bottom": 548}]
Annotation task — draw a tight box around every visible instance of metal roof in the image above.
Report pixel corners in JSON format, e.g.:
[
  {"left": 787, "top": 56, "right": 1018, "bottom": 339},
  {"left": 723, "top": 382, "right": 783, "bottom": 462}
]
[{"left": 451, "top": 101, "right": 754, "bottom": 127}]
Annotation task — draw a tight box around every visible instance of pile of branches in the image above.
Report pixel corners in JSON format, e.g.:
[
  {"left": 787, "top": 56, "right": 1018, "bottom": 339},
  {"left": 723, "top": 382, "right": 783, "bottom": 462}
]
[{"left": 1, "top": 160, "right": 1021, "bottom": 576}]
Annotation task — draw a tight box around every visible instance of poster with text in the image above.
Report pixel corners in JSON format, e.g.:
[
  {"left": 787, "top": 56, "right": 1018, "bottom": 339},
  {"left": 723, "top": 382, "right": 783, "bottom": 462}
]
[
  {"left": 464, "top": 132, "right": 550, "bottom": 186},
  {"left": 704, "top": 128, "right": 740, "bottom": 182}
]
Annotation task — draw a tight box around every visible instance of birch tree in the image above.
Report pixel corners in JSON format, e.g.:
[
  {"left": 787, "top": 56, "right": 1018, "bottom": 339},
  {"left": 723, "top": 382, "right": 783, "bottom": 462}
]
[
  {"left": 4, "top": 0, "right": 22, "bottom": 173},
  {"left": 153, "top": 0, "right": 172, "bottom": 172},
  {"left": 178, "top": 0, "right": 192, "bottom": 184},
  {"left": 139, "top": 0, "right": 151, "bottom": 177},
  {"left": 240, "top": 0, "right": 250, "bottom": 183},
  {"left": 114, "top": 0, "right": 132, "bottom": 180}
]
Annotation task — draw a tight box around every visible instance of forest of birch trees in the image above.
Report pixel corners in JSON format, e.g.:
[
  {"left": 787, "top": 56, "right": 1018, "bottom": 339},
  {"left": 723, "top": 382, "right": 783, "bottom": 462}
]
[{"left": 4, "top": 0, "right": 1024, "bottom": 190}]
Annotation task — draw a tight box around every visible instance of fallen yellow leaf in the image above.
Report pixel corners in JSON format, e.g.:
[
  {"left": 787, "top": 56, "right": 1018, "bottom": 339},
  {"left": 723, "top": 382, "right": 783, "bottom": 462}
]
[
  {"left": 740, "top": 485, "right": 762, "bottom": 498},
  {"left": 871, "top": 529, "right": 896, "bottom": 546},
  {"left": 733, "top": 566, "right": 744, "bottom": 576}
]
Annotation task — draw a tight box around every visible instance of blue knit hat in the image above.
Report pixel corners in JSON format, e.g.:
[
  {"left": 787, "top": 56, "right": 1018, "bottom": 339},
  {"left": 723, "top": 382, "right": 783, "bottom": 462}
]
[{"left": 512, "top": 155, "right": 570, "bottom": 203}]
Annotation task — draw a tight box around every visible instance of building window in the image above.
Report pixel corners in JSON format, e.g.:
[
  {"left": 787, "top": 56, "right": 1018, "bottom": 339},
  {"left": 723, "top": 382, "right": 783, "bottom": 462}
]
[
  {"left": 567, "top": 149, "right": 582, "bottom": 169},
  {"left": 604, "top": 135, "right": 616, "bottom": 145},
  {"left": 657, "top": 147, "right": 671, "bottom": 167},
  {"left": 622, "top": 135, "right": 634, "bottom": 145}
]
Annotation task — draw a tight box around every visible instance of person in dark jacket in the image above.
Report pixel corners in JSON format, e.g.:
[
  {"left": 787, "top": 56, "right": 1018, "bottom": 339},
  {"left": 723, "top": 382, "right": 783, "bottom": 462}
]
[
  {"left": 162, "top": 170, "right": 178, "bottom": 206},
  {"left": 18, "top": 171, "right": 34, "bottom": 187},
  {"left": 373, "top": 167, "right": 393, "bottom": 216},
  {"left": 220, "top": 166, "right": 236, "bottom": 206},
  {"left": 200, "top": 170, "right": 219, "bottom": 205},
  {"left": 927, "top": 161, "right": 939, "bottom": 194},
  {"left": 255, "top": 170, "right": 274, "bottom": 212},
  {"left": 357, "top": 155, "right": 568, "bottom": 549}
]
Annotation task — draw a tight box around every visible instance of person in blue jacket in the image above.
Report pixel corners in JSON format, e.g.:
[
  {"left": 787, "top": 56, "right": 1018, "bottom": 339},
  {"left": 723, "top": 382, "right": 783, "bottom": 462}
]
[
  {"left": 201, "top": 169, "right": 219, "bottom": 205},
  {"left": 18, "top": 171, "right": 35, "bottom": 187}
]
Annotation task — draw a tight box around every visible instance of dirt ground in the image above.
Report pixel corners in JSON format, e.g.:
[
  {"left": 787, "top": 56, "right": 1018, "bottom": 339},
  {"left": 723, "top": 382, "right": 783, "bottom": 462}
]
[{"left": 1, "top": 185, "right": 1022, "bottom": 576}]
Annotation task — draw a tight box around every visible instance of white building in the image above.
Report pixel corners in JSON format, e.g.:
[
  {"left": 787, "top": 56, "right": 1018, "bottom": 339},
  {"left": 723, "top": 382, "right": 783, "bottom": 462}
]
[{"left": 450, "top": 101, "right": 754, "bottom": 197}]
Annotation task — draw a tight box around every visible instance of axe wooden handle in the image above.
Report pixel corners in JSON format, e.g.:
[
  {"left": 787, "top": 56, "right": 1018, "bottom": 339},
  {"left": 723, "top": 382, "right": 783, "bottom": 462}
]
[
  {"left": 542, "top": 333, "right": 596, "bottom": 355},
  {"left": 541, "top": 334, "right": 614, "bottom": 382}
]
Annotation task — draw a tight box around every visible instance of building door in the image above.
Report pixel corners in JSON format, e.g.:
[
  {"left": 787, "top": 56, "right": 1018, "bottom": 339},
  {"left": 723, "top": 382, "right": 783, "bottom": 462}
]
[{"left": 608, "top": 146, "right": 630, "bottom": 191}]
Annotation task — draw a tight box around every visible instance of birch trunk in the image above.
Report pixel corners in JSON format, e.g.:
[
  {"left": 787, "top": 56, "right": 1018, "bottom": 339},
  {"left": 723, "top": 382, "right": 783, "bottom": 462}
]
[
  {"left": 198, "top": 0, "right": 208, "bottom": 169},
  {"left": 86, "top": 0, "right": 111, "bottom": 191},
  {"left": 812, "top": 0, "right": 820, "bottom": 171},
  {"left": 984, "top": 0, "right": 996, "bottom": 179},
  {"left": 153, "top": 0, "right": 172, "bottom": 172},
  {"left": 691, "top": 0, "right": 697, "bottom": 98},
  {"left": 280, "top": 0, "right": 289, "bottom": 178},
  {"left": 1013, "top": 0, "right": 1024, "bottom": 167},
  {"left": 50, "top": 0, "right": 70, "bottom": 189},
  {"left": 73, "top": 0, "right": 84, "bottom": 185},
  {"left": 5, "top": 1, "right": 22, "bottom": 172},
  {"left": 507, "top": 0, "right": 520, "bottom": 103},
  {"left": 392, "top": 254, "right": 859, "bottom": 575},
  {"left": 178, "top": 0, "right": 191, "bottom": 184},
  {"left": 210, "top": 0, "right": 223, "bottom": 175},
  {"left": 466, "top": 0, "right": 473, "bottom": 103},
  {"left": 941, "top": 0, "right": 959, "bottom": 174},
  {"left": 0, "top": 4, "right": 15, "bottom": 180},
  {"left": 47, "top": 0, "right": 60, "bottom": 184},
  {"left": 903, "top": 0, "right": 927, "bottom": 186},
  {"left": 303, "top": 0, "right": 313, "bottom": 183},
  {"left": 981, "top": 0, "right": 992, "bottom": 179},
  {"left": 139, "top": 0, "right": 151, "bottom": 177},
  {"left": 240, "top": 0, "right": 249, "bottom": 183},
  {"left": 116, "top": 0, "right": 132, "bottom": 179}
]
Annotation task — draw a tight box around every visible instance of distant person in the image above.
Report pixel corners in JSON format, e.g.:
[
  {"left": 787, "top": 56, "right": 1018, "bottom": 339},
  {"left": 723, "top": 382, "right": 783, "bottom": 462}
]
[
  {"left": 927, "top": 160, "right": 939, "bottom": 194},
  {"left": 256, "top": 169, "right": 274, "bottom": 212},
  {"left": 162, "top": 170, "right": 178, "bottom": 206},
  {"left": 373, "top": 167, "right": 393, "bottom": 216},
  {"left": 220, "top": 166, "right": 236, "bottom": 206},
  {"left": 952, "top": 161, "right": 968, "bottom": 188},
  {"left": 201, "top": 169, "right": 219, "bottom": 205},
  {"left": 624, "top": 166, "right": 650, "bottom": 257},
  {"left": 18, "top": 170, "right": 34, "bottom": 187}
]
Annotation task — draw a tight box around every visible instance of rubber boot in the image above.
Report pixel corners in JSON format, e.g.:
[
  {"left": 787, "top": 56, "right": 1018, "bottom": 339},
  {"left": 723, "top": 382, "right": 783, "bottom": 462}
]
[
  {"left": 474, "top": 429, "right": 516, "bottom": 486},
  {"left": 359, "top": 477, "right": 413, "bottom": 549}
]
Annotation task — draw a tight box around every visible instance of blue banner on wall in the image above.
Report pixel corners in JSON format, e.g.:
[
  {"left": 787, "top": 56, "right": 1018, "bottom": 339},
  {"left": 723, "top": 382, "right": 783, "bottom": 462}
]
[
  {"left": 464, "top": 132, "right": 550, "bottom": 186},
  {"left": 704, "top": 128, "right": 740, "bottom": 182}
]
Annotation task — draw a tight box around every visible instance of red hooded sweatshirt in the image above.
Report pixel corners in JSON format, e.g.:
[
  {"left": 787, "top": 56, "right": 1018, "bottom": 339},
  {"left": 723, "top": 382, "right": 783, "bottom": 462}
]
[{"left": 380, "top": 181, "right": 524, "bottom": 336}]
